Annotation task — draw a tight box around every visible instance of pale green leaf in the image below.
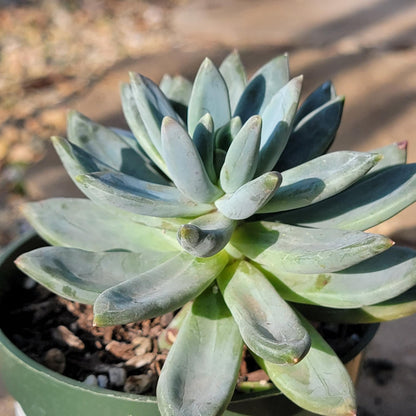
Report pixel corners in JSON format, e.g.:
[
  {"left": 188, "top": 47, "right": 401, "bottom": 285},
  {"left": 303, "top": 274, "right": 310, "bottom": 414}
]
[
  {"left": 177, "top": 211, "right": 236, "bottom": 257},
  {"left": 231, "top": 221, "right": 393, "bottom": 274},
  {"left": 218, "top": 260, "right": 310, "bottom": 364},
  {"left": 161, "top": 116, "right": 222, "bottom": 203},
  {"left": 260, "top": 151, "right": 382, "bottom": 213},
  {"left": 216, "top": 172, "right": 282, "bottom": 220},
  {"left": 157, "top": 286, "right": 243, "bottom": 416},
  {"left": 93, "top": 251, "right": 229, "bottom": 326},
  {"left": 22, "top": 198, "right": 179, "bottom": 251},
  {"left": 15, "top": 247, "right": 178, "bottom": 304},
  {"left": 256, "top": 318, "right": 356, "bottom": 416},
  {"left": 220, "top": 115, "right": 261, "bottom": 193},
  {"left": 188, "top": 58, "right": 231, "bottom": 136}
]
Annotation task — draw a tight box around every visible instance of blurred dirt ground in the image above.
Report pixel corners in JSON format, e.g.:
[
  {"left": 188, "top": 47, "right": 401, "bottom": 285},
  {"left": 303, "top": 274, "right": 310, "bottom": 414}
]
[{"left": 1, "top": 0, "right": 416, "bottom": 415}]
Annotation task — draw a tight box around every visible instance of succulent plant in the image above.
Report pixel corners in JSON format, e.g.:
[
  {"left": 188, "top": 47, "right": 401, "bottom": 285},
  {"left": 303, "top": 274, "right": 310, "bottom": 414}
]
[{"left": 15, "top": 51, "right": 416, "bottom": 416}]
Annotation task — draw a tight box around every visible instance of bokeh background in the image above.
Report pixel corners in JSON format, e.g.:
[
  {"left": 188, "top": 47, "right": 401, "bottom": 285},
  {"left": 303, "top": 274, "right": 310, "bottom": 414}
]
[{"left": 1, "top": 1, "right": 416, "bottom": 415}]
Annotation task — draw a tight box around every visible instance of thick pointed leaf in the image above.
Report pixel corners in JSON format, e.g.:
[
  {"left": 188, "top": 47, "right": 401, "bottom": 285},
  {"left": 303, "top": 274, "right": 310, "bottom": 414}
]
[
  {"left": 15, "top": 247, "right": 178, "bottom": 304},
  {"left": 216, "top": 172, "right": 282, "bottom": 220},
  {"left": 76, "top": 171, "right": 214, "bottom": 218},
  {"left": 22, "top": 198, "right": 179, "bottom": 251},
  {"left": 262, "top": 246, "right": 416, "bottom": 308},
  {"left": 67, "top": 111, "right": 169, "bottom": 184},
  {"left": 93, "top": 251, "right": 229, "bottom": 326},
  {"left": 295, "top": 285, "right": 416, "bottom": 323},
  {"left": 129, "top": 72, "right": 180, "bottom": 153},
  {"left": 51, "top": 136, "right": 112, "bottom": 183},
  {"left": 256, "top": 318, "right": 356, "bottom": 416},
  {"left": 120, "top": 83, "right": 168, "bottom": 175},
  {"left": 161, "top": 116, "right": 222, "bottom": 203},
  {"left": 177, "top": 211, "right": 236, "bottom": 257},
  {"left": 214, "top": 148, "right": 227, "bottom": 178},
  {"left": 192, "top": 113, "right": 216, "bottom": 183},
  {"left": 234, "top": 54, "right": 289, "bottom": 122},
  {"left": 260, "top": 151, "right": 381, "bottom": 213},
  {"left": 367, "top": 141, "right": 407, "bottom": 173},
  {"left": 293, "top": 81, "right": 336, "bottom": 126},
  {"left": 274, "top": 163, "right": 416, "bottom": 231},
  {"left": 215, "top": 116, "right": 242, "bottom": 152},
  {"left": 218, "top": 260, "right": 310, "bottom": 364},
  {"left": 277, "top": 96, "right": 344, "bottom": 171},
  {"left": 231, "top": 221, "right": 393, "bottom": 274},
  {"left": 157, "top": 286, "right": 243, "bottom": 416},
  {"left": 159, "top": 74, "right": 192, "bottom": 106},
  {"left": 220, "top": 115, "right": 261, "bottom": 193},
  {"left": 219, "top": 50, "right": 247, "bottom": 113},
  {"left": 188, "top": 58, "right": 231, "bottom": 136},
  {"left": 256, "top": 76, "right": 302, "bottom": 175}
]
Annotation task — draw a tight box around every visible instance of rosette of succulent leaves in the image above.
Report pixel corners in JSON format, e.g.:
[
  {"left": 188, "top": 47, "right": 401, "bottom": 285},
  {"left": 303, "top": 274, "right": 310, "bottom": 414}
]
[{"left": 16, "top": 51, "right": 416, "bottom": 416}]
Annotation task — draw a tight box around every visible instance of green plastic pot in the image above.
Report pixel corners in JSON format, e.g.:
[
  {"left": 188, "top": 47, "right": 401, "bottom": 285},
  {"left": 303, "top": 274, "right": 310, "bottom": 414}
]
[{"left": 0, "top": 232, "right": 378, "bottom": 416}]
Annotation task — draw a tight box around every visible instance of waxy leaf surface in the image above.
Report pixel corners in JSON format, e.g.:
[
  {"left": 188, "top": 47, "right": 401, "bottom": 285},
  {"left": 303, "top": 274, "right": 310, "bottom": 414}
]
[
  {"left": 188, "top": 58, "right": 231, "bottom": 136},
  {"left": 260, "top": 151, "right": 381, "bottom": 213},
  {"left": 262, "top": 246, "right": 416, "bottom": 308},
  {"left": 22, "top": 198, "right": 179, "bottom": 251},
  {"left": 256, "top": 318, "right": 356, "bottom": 416},
  {"left": 161, "top": 117, "right": 222, "bottom": 203},
  {"left": 218, "top": 260, "right": 310, "bottom": 364},
  {"left": 231, "top": 221, "right": 393, "bottom": 274},
  {"left": 93, "top": 251, "right": 228, "bottom": 326},
  {"left": 157, "top": 286, "right": 243, "bottom": 416},
  {"left": 76, "top": 171, "right": 213, "bottom": 218},
  {"left": 15, "top": 247, "right": 178, "bottom": 304},
  {"left": 274, "top": 163, "right": 416, "bottom": 231}
]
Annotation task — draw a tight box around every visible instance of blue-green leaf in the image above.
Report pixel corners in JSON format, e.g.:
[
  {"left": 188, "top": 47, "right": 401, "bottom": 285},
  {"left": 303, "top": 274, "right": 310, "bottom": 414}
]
[
  {"left": 130, "top": 72, "right": 181, "bottom": 153},
  {"left": 76, "top": 171, "right": 214, "bottom": 218},
  {"left": 192, "top": 113, "right": 216, "bottom": 183},
  {"left": 293, "top": 81, "right": 336, "bottom": 126},
  {"left": 177, "top": 211, "right": 236, "bottom": 257},
  {"left": 15, "top": 247, "right": 178, "bottom": 304},
  {"left": 219, "top": 50, "right": 247, "bottom": 113},
  {"left": 159, "top": 74, "right": 192, "bottom": 107},
  {"left": 276, "top": 96, "right": 344, "bottom": 171},
  {"left": 231, "top": 221, "right": 393, "bottom": 274},
  {"left": 256, "top": 75, "right": 302, "bottom": 175},
  {"left": 93, "top": 251, "right": 229, "bottom": 326},
  {"left": 262, "top": 246, "right": 416, "bottom": 308},
  {"left": 234, "top": 54, "right": 289, "bottom": 123},
  {"left": 256, "top": 318, "right": 356, "bottom": 416},
  {"left": 157, "top": 286, "right": 243, "bottom": 416},
  {"left": 367, "top": 141, "right": 408, "bottom": 173},
  {"left": 260, "top": 151, "right": 382, "bottom": 213},
  {"left": 161, "top": 116, "right": 223, "bottom": 203},
  {"left": 188, "top": 58, "right": 231, "bottom": 136},
  {"left": 67, "top": 111, "right": 169, "bottom": 184},
  {"left": 295, "top": 285, "right": 416, "bottom": 323},
  {"left": 216, "top": 172, "right": 282, "bottom": 220},
  {"left": 218, "top": 260, "right": 310, "bottom": 364},
  {"left": 120, "top": 83, "right": 168, "bottom": 175},
  {"left": 220, "top": 115, "right": 261, "bottom": 193},
  {"left": 22, "top": 198, "right": 180, "bottom": 251},
  {"left": 274, "top": 163, "right": 416, "bottom": 231}
]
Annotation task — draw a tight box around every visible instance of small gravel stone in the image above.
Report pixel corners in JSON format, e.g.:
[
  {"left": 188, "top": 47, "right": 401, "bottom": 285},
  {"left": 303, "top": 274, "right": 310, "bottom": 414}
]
[
  {"left": 97, "top": 374, "right": 109, "bottom": 388},
  {"left": 132, "top": 336, "right": 152, "bottom": 356},
  {"left": 109, "top": 367, "right": 126, "bottom": 387},
  {"left": 43, "top": 348, "right": 65, "bottom": 374},
  {"left": 126, "top": 352, "right": 155, "bottom": 368},
  {"left": 124, "top": 374, "right": 154, "bottom": 394},
  {"left": 105, "top": 340, "right": 135, "bottom": 360},
  {"left": 84, "top": 374, "right": 98, "bottom": 386},
  {"left": 52, "top": 325, "right": 85, "bottom": 350}
]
